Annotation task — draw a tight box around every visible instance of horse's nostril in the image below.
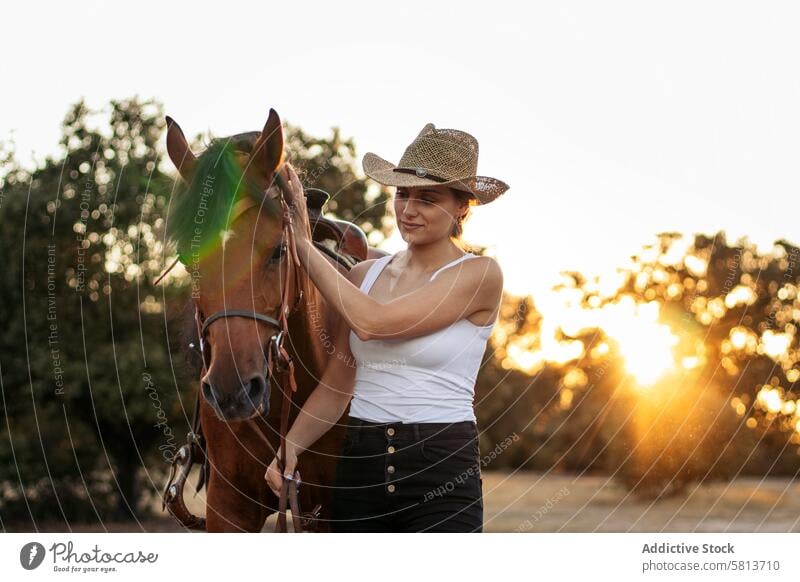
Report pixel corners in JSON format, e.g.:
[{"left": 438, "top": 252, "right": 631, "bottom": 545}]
[
  {"left": 246, "top": 375, "right": 266, "bottom": 401},
  {"left": 201, "top": 381, "right": 216, "bottom": 404}
]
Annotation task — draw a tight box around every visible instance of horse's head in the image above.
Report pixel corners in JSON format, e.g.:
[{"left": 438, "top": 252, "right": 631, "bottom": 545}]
[{"left": 166, "top": 109, "right": 307, "bottom": 422}]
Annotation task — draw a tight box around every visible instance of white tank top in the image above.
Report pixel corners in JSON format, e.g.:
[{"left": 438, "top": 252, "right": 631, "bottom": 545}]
[{"left": 348, "top": 252, "right": 496, "bottom": 423}]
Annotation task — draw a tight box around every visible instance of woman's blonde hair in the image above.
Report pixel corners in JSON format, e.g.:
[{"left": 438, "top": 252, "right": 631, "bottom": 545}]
[{"left": 449, "top": 188, "right": 479, "bottom": 251}]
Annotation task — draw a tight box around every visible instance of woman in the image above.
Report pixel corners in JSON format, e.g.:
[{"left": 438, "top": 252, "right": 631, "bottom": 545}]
[{"left": 265, "top": 123, "right": 509, "bottom": 532}]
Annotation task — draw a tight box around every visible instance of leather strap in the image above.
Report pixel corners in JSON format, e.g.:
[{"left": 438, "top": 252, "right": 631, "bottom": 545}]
[
  {"left": 272, "top": 178, "right": 306, "bottom": 532},
  {"left": 392, "top": 167, "right": 449, "bottom": 182},
  {"left": 200, "top": 310, "right": 281, "bottom": 336},
  {"left": 162, "top": 387, "right": 207, "bottom": 531}
]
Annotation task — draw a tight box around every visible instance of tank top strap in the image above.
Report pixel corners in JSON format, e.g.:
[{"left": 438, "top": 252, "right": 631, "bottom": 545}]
[
  {"left": 360, "top": 254, "right": 395, "bottom": 293},
  {"left": 429, "top": 252, "right": 477, "bottom": 281}
]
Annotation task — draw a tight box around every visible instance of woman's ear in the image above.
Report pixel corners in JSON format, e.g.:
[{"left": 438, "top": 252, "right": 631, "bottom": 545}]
[{"left": 452, "top": 188, "right": 471, "bottom": 219}]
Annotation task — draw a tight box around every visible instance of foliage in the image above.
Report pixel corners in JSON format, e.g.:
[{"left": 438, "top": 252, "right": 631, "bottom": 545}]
[
  {"left": 0, "top": 98, "right": 390, "bottom": 527},
  {"left": 476, "top": 232, "right": 800, "bottom": 499}
]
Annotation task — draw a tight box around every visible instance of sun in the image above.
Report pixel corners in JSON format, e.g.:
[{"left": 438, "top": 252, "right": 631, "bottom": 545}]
[
  {"left": 502, "top": 291, "right": 688, "bottom": 386},
  {"left": 600, "top": 299, "right": 679, "bottom": 387},
  {"left": 615, "top": 321, "right": 679, "bottom": 386}
]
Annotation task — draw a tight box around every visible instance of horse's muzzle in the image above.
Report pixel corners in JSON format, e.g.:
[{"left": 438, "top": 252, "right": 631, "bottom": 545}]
[{"left": 201, "top": 374, "right": 271, "bottom": 421}]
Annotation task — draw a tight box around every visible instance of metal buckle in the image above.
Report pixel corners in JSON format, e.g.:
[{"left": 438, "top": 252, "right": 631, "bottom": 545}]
[{"left": 270, "top": 331, "right": 292, "bottom": 373}]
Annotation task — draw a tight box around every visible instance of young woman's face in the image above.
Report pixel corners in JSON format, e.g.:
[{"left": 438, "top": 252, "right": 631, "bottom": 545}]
[{"left": 394, "top": 186, "right": 467, "bottom": 242}]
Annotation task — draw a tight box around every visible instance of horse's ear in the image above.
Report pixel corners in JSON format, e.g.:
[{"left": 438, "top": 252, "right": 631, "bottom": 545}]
[
  {"left": 252, "top": 108, "right": 284, "bottom": 177},
  {"left": 165, "top": 116, "right": 197, "bottom": 180}
]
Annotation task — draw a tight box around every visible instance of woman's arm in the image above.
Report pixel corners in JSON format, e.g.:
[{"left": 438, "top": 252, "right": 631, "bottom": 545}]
[
  {"left": 295, "top": 236, "right": 503, "bottom": 341},
  {"left": 280, "top": 313, "right": 356, "bottom": 456},
  {"left": 265, "top": 289, "right": 358, "bottom": 493},
  {"left": 279, "top": 163, "right": 502, "bottom": 341}
]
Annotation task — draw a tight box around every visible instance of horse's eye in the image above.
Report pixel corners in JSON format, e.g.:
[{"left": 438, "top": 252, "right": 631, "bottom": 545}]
[{"left": 269, "top": 243, "right": 286, "bottom": 264}]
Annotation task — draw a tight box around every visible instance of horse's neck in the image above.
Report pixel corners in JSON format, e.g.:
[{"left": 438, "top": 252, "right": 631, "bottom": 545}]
[
  {"left": 285, "top": 256, "right": 350, "bottom": 401},
  {"left": 285, "top": 306, "right": 324, "bottom": 399}
]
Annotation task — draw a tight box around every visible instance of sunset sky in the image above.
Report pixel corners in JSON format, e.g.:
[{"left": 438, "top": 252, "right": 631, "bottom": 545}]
[{"left": 2, "top": 0, "right": 799, "bottom": 299}]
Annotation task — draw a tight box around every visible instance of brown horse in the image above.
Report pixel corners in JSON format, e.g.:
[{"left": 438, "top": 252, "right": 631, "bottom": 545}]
[{"left": 164, "top": 109, "right": 369, "bottom": 532}]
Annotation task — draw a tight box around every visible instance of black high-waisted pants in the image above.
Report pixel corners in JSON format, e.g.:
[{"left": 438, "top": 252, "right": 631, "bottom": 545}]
[{"left": 329, "top": 416, "right": 483, "bottom": 532}]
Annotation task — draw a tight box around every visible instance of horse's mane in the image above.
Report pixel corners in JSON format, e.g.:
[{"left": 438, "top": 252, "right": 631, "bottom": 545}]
[{"left": 166, "top": 133, "right": 282, "bottom": 262}]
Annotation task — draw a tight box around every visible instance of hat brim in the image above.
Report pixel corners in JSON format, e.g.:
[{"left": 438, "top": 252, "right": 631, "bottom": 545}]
[{"left": 362, "top": 152, "right": 509, "bottom": 205}]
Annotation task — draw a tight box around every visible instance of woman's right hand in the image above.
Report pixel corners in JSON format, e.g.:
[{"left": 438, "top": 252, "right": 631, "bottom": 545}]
[
  {"left": 278, "top": 163, "right": 311, "bottom": 243},
  {"left": 265, "top": 446, "right": 299, "bottom": 498}
]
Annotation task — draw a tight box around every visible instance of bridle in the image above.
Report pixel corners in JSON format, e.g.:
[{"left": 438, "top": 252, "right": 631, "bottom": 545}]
[
  {"left": 192, "top": 179, "right": 304, "bottom": 380},
  {"left": 162, "top": 164, "right": 321, "bottom": 533}
]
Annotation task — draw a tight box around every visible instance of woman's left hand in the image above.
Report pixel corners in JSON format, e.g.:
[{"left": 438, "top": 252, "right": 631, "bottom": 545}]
[
  {"left": 265, "top": 445, "right": 299, "bottom": 498},
  {"left": 277, "top": 163, "right": 310, "bottom": 242}
]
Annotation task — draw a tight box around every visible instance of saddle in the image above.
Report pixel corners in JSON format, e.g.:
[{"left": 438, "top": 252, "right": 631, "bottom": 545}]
[{"left": 305, "top": 188, "right": 389, "bottom": 264}]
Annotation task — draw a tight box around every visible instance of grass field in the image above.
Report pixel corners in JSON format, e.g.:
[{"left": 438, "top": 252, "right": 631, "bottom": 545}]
[
  {"left": 10, "top": 471, "right": 799, "bottom": 532},
  {"left": 479, "top": 472, "right": 800, "bottom": 533}
]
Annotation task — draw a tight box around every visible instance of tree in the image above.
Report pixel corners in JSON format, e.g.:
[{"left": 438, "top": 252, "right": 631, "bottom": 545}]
[
  {"left": 477, "top": 231, "right": 800, "bottom": 500},
  {"left": 0, "top": 98, "right": 392, "bottom": 527}
]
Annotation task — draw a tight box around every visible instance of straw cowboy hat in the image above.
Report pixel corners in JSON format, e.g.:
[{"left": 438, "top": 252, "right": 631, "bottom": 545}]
[{"left": 362, "top": 123, "right": 510, "bottom": 204}]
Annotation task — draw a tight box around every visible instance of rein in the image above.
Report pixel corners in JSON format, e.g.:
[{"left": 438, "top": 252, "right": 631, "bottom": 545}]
[{"left": 161, "top": 168, "right": 321, "bottom": 532}]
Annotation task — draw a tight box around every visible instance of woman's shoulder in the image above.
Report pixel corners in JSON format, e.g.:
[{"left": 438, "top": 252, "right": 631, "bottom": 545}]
[
  {"left": 431, "top": 254, "right": 503, "bottom": 303},
  {"left": 473, "top": 254, "right": 503, "bottom": 276},
  {"left": 469, "top": 254, "right": 503, "bottom": 291},
  {"left": 453, "top": 253, "right": 504, "bottom": 284}
]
